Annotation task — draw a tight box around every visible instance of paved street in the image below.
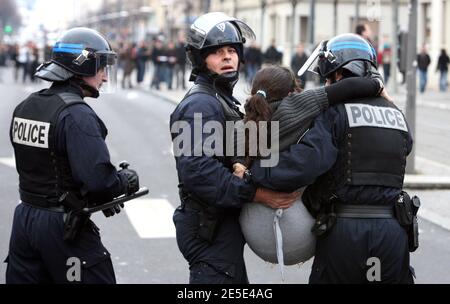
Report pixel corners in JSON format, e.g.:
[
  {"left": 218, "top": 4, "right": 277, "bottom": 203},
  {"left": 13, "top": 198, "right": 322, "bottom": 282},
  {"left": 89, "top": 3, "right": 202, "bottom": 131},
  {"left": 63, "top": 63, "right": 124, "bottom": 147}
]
[{"left": 0, "top": 69, "right": 449, "bottom": 283}]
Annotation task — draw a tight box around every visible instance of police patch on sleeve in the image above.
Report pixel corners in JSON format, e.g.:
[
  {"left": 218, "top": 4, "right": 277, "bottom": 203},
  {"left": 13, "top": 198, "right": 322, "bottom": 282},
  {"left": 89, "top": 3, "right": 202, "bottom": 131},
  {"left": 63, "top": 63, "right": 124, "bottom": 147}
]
[
  {"left": 344, "top": 103, "right": 408, "bottom": 132},
  {"left": 12, "top": 117, "right": 50, "bottom": 148}
]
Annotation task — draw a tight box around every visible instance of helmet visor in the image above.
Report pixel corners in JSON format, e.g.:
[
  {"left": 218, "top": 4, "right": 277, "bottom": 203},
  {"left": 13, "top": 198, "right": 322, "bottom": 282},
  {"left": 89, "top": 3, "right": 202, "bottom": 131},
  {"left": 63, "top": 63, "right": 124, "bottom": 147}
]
[
  {"left": 297, "top": 41, "right": 325, "bottom": 77},
  {"left": 95, "top": 51, "right": 117, "bottom": 93}
]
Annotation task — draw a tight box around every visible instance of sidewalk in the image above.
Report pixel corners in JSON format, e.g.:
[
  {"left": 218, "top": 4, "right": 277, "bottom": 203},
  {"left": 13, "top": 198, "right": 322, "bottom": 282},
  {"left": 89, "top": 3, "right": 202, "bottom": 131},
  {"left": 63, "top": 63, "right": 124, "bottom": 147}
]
[{"left": 139, "top": 78, "right": 450, "bottom": 190}]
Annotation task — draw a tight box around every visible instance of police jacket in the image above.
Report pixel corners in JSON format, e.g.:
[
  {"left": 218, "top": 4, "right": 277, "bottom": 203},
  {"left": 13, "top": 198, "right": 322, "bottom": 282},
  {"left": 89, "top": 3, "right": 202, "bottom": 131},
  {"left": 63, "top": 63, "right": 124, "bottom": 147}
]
[
  {"left": 10, "top": 81, "right": 128, "bottom": 207},
  {"left": 250, "top": 96, "right": 413, "bottom": 206},
  {"left": 170, "top": 73, "right": 256, "bottom": 209}
]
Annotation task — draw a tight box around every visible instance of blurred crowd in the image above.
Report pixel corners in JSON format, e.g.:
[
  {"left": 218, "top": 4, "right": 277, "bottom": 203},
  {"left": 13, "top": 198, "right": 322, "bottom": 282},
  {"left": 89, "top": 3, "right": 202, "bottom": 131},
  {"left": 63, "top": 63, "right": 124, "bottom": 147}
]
[{"left": 0, "top": 24, "right": 449, "bottom": 93}]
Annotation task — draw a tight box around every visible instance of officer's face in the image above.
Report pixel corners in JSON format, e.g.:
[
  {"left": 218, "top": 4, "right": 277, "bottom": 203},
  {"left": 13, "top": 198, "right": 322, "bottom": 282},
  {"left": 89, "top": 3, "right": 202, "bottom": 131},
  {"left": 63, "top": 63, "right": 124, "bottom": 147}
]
[
  {"left": 205, "top": 46, "right": 239, "bottom": 75},
  {"left": 83, "top": 68, "right": 107, "bottom": 90},
  {"left": 325, "top": 70, "right": 343, "bottom": 86}
]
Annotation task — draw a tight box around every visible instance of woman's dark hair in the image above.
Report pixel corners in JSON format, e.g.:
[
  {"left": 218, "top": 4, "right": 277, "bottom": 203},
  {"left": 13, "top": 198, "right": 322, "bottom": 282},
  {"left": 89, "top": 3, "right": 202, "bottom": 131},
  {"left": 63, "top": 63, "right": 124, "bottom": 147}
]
[
  {"left": 441, "top": 49, "right": 447, "bottom": 57},
  {"left": 245, "top": 65, "right": 300, "bottom": 122},
  {"left": 242, "top": 65, "right": 300, "bottom": 166}
]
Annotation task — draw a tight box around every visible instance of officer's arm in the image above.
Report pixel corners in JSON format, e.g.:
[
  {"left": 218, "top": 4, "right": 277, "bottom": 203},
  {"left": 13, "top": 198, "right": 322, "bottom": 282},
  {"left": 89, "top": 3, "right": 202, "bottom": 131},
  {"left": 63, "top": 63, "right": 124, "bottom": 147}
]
[
  {"left": 57, "top": 106, "right": 127, "bottom": 204},
  {"left": 171, "top": 95, "right": 256, "bottom": 208},
  {"left": 250, "top": 111, "right": 339, "bottom": 192}
]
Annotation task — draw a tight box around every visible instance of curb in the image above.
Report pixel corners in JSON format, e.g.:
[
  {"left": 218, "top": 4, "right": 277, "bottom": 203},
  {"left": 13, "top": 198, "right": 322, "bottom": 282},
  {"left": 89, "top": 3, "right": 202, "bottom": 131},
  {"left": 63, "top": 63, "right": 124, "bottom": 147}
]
[{"left": 404, "top": 175, "right": 450, "bottom": 190}]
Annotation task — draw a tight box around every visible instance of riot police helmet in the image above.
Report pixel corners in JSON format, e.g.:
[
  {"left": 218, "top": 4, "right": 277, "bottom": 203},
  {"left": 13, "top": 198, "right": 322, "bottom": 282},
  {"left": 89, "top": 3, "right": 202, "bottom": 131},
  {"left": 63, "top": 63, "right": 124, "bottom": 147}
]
[
  {"left": 186, "top": 12, "right": 255, "bottom": 81},
  {"left": 298, "top": 33, "right": 377, "bottom": 79},
  {"left": 35, "top": 27, "right": 117, "bottom": 93}
]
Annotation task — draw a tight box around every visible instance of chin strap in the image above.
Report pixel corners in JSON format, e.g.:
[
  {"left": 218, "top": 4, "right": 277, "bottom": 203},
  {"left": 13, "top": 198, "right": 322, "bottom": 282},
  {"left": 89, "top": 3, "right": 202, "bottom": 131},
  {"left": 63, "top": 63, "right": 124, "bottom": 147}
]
[{"left": 208, "top": 70, "right": 239, "bottom": 92}]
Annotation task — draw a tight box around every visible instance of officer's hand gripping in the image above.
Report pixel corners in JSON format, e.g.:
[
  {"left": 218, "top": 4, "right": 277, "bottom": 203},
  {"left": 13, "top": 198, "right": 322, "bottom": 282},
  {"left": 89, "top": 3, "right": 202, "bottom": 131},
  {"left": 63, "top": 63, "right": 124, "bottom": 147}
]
[
  {"left": 366, "top": 66, "right": 394, "bottom": 103},
  {"left": 102, "top": 161, "right": 140, "bottom": 217},
  {"left": 253, "top": 188, "right": 301, "bottom": 209},
  {"left": 118, "top": 161, "right": 140, "bottom": 195}
]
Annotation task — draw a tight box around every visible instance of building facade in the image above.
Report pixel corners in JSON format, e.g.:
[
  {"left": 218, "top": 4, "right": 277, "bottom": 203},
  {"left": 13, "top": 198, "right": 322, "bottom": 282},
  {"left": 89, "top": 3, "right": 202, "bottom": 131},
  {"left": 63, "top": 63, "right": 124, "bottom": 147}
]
[{"left": 212, "top": 0, "right": 450, "bottom": 89}]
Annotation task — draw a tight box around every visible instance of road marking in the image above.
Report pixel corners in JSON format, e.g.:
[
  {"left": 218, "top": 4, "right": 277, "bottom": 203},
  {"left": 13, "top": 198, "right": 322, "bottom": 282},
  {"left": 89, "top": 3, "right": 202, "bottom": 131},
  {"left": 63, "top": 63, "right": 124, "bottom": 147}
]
[
  {"left": 126, "top": 92, "right": 140, "bottom": 100},
  {"left": 419, "top": 208, "right": 450, "bottom": 231},
  {"left": 0, "top": 156, "right": 15, "bottom": 168},
  {"left": 125, "top": 198, "right": 176, "bottom": 238}
]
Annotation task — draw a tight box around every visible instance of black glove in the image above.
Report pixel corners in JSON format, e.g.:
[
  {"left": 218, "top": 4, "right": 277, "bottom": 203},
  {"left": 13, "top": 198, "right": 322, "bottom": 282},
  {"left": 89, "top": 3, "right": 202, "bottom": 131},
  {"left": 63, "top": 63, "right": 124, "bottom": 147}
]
[
  {"left": 118, "top": 161, "right": 140, "bottom": 195},
  {"left": 121, "top": 168, "right": 139, "bottom": 195},
  {"left": 102, "top": 203, "right": 124, "bottom": 218}
]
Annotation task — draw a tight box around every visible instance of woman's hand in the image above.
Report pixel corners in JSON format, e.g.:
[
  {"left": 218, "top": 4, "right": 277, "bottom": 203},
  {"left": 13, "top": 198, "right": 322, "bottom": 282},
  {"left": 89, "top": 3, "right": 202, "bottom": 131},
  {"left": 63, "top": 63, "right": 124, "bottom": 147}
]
[
  {"left": 380, "top": 87, "right": 394, "bottom": 103},
  {"left": 233, "top": 163, "right": 247, "bottom": 179}
]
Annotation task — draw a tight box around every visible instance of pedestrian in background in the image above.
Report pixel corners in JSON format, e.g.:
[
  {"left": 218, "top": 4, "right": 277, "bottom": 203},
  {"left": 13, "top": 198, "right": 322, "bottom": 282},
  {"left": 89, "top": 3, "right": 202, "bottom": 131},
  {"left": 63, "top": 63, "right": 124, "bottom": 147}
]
[
  {"left": 244, "top": 41, "right": 262, "bottom": 85},
  {"left": 291, "top": 43, "right": 308, "bottom": 89},
  {"left": 382, "top": 41, "right": 391, "bottom": 85},
  {"left": 120, "top": 42, "right": 137, "bottom": 89},
  {"left": 417, "top": 44, "right": 431, "bottom": 93},
  {"left": 166, "top": 41, "right": 177, "bottom": 90},
  {"left": 175, "top": 37, "right": 187, "bottom": 90},
  {"left": 437, "top": 48, "right": 449, "bottom": 92},
  {"left": 264, "top": 39, "right": 282, "bottom": 65},
  {"left": 136, "top": 41, "right": 149, "bottom": 86}
]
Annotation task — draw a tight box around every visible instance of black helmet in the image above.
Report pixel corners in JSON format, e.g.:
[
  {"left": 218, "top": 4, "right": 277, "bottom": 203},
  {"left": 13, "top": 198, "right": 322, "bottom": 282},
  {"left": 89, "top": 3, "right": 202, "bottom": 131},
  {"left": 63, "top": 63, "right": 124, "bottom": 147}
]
[
  {"left": 186, "top": 12, "right": 255, "bottom": 80},
  {"left": 298, "top": 33, "right": 377, "bottom": 78},
  {"left": 35, "top": 27, "right": 117, "bottom": 86}
]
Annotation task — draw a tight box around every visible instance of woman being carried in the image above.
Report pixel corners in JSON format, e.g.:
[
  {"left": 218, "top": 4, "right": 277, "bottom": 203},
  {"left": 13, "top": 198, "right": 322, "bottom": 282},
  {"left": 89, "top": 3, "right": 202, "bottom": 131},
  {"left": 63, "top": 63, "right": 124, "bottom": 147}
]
[{"left": 234, "top": 65, "right": 389, "bottom": 269}]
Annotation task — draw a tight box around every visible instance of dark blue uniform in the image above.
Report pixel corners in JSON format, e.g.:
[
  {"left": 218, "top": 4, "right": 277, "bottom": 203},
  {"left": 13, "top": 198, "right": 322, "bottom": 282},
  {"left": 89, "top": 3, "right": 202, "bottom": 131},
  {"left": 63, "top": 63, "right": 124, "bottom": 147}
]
[
  {"left": 170, "top": 74, "right": 256, "bottom": 284},
  {"left": 250, "top": 100, "right": 415, "bottom": 284},
  {"left": 6, "top": 83, "right": 126, "bottom": 283}
]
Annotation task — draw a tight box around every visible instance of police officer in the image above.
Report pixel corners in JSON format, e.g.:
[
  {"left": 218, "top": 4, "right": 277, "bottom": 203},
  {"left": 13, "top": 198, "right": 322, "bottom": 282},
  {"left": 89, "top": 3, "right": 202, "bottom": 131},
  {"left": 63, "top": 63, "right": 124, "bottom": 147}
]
[
  {"left": 170, "top": 12, "right": 299, "bottom": 284},
  {"left": 5, "top": 27, "right": 139, "bottom": 284},
  {"left": 249, "top": 33, "right": 415, "bottom": 284}
]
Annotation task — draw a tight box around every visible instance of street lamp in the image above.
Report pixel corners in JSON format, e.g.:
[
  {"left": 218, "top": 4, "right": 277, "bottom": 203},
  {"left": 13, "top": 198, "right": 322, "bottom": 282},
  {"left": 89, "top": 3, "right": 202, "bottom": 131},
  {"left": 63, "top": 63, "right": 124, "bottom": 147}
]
[
  {"left": 308, "top": 0, "right": 316, "bottom": 47},
  {"left": 184, "top": 1, "right": 193, "bottom": 37},
  {"left": 161, "top": 0, "right": 173, "bottom": 41},
  {"left": 260, "top": 0, "right": 267, "bottom": 48},
  {"left": 291, "top": 0, "right": 298, "bottom": 56},
  {"left": 405, "top": 0, "right": 418, "bottom": 174}
]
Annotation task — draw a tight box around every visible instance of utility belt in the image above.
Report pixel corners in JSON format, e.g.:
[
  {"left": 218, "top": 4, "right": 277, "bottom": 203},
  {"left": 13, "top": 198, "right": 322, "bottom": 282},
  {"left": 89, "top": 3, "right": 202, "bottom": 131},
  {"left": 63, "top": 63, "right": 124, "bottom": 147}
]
[
  {"left": 312, "top": 191, "right": 420, "bottom": 252},
  {"left": 19, "top": 189, "right": 61, "bottom": 209},
  {"left": 20, "top": 188, "right": 90, "bottom": 243},
  {"left": 179, "top": 186, "right": 223, "bottom": 244},
  {"left": 22, "top": 201, "right": 65, "bottom": 213},
  {"left": 335, "top": 204, "right": 394, "bottom": 218}
]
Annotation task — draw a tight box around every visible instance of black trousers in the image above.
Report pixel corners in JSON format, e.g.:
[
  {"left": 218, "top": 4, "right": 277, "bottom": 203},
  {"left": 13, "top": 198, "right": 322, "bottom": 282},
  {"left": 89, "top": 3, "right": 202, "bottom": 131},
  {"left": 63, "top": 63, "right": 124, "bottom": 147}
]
[
  {"left": 309, "top": 217, "right": 414, "bottom": 284},
  {"left": 5, "top": 203, "right": 116, "bottom": 284},
  {"left": 173, "top": 207, "right": 248, "bottom": 284}
]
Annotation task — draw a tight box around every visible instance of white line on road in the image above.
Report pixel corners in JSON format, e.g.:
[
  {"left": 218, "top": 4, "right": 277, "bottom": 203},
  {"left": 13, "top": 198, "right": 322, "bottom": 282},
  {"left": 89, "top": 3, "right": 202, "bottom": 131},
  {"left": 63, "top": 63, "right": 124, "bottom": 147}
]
[
  {"left": 125, "top": 198, "right": 176, "bottom": 238},
  {"left": 126, "top": 92, "right": 140, "bottom": 100},
  {"left": 0, "top": 156, "right": 15, "bottom": 169}
]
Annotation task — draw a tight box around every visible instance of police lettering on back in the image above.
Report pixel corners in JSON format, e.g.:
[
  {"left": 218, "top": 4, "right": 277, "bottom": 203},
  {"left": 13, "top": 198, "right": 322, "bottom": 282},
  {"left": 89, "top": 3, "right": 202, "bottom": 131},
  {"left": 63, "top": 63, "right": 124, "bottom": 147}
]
[
  {"left": 12, "top": 117, "right": 49, "bottom": 148},
  {"left": 345, "top": 103, "right": 408, "bottom": 132}
]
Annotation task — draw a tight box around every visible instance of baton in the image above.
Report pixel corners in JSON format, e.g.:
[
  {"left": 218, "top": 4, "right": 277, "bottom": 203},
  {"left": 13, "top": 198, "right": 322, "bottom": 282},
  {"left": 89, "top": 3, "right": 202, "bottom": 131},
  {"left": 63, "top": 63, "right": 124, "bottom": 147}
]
[{"left": 82, "top": 187, "right": 149, "bottom": 214}]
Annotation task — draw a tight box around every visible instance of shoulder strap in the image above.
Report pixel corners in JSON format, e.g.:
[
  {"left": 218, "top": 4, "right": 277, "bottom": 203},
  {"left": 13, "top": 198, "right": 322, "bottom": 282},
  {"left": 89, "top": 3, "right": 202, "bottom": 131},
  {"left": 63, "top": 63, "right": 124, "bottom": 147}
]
[
  {"left": 184, "top": 84, "right": 242, "bottom": 121},
  {"left": 57, "top": 92, "right": 87, "bottom": 107}
]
